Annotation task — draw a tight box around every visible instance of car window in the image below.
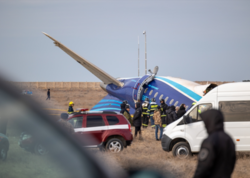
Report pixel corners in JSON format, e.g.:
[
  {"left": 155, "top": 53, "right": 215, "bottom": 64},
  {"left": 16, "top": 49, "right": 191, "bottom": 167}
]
[
  {"left": 68, "top": 116, "right": 83, "bottom": 128},
  {"left": 106, "top": 116, "right": 119, "bottom": 125},
  {"left": 87, "top": 115, "right": 105, "bottom": 127},
  {"left": 0, "top": 84, "right": 111, "bottom": 178},
  {"left": 219, "top": 101, "right": 250, "bottom": 122},
  {"left": 188, "top": 103, "right": 212, "bottom": 123}
]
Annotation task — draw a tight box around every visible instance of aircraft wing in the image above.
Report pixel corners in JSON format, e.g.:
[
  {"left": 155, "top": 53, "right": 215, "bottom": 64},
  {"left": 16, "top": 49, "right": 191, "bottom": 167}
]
[
  {"left": 43, "top": 32, "right": 123, "bottom": 87},
  {"left": 90, "top": 94, "right": 135, "bottom": 114}
]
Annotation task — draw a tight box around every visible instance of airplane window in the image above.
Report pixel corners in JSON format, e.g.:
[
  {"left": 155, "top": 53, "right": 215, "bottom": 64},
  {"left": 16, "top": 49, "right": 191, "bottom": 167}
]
[
  {"left": 174, "top": 101, "right": 179, "bottom": 106},
  {"left": 169, "top": 99, "right": 174, "bottom": 105},
  {"left": 154, "top": 92, "right": 158, "bottom": 98},
  {"left": 144, "top": 88, "right": 148, "bottom": 93},
  {"left": 149, "top": 90, "right": 153, "bottom": 96},
  {"left": 159, "top": 94, "right": 163, "bottom": 100},
  {"left": 165, "top": 97, "right": 169, "bottom": 103}
]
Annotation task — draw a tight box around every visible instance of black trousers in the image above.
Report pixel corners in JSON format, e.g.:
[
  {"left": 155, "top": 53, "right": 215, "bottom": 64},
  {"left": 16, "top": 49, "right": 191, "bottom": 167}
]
[
  {"left": 142, "top": 115, "right": 149, "bottom": 127},
  {"left": 134, "top": 126, "right": 141, "bottom": 137}
]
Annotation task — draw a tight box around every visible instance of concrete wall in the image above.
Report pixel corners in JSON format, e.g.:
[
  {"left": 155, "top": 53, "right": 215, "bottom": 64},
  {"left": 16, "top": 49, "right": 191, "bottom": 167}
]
[{"left": 13, "top": 82, "right": 102, "bottom": 90}]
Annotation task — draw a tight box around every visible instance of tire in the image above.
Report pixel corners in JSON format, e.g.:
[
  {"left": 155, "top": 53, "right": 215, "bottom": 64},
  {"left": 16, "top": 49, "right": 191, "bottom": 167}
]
[
  {"left": 105, "top": 138, "right": 124, "bottom": 153},
  {"left": 0, "top": 145, "right": 8, "bottom": 161},
  {"left": 172, "top": 142, "right": 192, "bottom": 159},
  {"left": 34, "top": 143, "right": 49, "bottom": 156}
]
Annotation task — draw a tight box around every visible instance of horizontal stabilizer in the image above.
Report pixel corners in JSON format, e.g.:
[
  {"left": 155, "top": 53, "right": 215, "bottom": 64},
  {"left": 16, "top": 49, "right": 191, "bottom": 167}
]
[{"left": 43, "top": 32, "right": 123, "bottom": 87}]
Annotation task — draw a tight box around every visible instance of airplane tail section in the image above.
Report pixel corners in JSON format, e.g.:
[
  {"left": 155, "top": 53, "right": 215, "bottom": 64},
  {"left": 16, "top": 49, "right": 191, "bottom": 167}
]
[{"left": 43, "top": 32, "right": 123, "bottom": 87}]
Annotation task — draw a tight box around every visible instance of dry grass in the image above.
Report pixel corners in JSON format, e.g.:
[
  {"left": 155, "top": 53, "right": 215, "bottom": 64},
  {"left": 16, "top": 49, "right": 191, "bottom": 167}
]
[{"left": 2, "top": 87, "right": 250, "bottom": 178}]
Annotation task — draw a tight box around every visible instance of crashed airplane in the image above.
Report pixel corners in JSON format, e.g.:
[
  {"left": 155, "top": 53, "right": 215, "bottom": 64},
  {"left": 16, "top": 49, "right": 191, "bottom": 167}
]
[{"left": 43, "top": 32, "right": 217, "bottom": 113}]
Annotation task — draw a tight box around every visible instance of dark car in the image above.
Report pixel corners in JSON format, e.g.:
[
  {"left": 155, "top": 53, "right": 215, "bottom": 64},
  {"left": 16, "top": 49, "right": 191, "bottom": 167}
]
[
  {"left": 0, "top": 133, "right": 9, "bottom": 161},
  {"left": 68, "top": 111, "right": 133, "bottom": 153}
]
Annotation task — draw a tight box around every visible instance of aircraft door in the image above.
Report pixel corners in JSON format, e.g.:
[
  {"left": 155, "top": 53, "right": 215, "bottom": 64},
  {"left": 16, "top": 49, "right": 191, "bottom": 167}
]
[{"left": 185, "top": 103, "right": 212, "bottom": 152}]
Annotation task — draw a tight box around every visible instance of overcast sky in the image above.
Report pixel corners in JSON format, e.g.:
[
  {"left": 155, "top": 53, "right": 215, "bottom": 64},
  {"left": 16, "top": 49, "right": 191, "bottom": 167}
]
[{"left": 0, "top": 0, "right": 249, "bottom": 82}]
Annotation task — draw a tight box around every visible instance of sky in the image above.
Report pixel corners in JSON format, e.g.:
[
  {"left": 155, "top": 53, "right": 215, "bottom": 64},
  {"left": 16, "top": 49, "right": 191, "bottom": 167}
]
[{"left": 0, "top": 0, "right": 250, "bottom": 82}]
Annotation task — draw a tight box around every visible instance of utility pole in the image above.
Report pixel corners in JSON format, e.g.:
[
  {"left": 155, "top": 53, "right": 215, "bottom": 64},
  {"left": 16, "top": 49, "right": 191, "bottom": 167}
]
[
  {"left": 138, "top": 36, "right": 140, "bottom": 77},
  {"left": 143, "top": 31, "right": 147, "bottom": 75}
]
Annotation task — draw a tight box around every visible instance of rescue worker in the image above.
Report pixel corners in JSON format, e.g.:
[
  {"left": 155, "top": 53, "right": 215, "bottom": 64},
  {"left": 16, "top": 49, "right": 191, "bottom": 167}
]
[
  {"left": 160, "top": 99, "right": 168, "bottom": 128},
  {"left": 46, "top": 89, "right": 50, "bottom": 100},
  {"left": 177, "top": 104, "right": 186, "bottom": 119},
  {"left": 193, "top": 109, "right": 236, "bottom": 178},
  {"left": 133, "top": 102, "right": 142, "bottom": 140},
  {"left": 120, "top": 100, "right": 128, "bottom": 114},
  {"left": 142, "top": 98, "right": 150, "bottom": 128},
  {"left": 166, "top": 105, "right": 177, "bottom": 124},
  {"left": 147, "top": 98, "right": 158, "bottom": 129},
  {"left": 68, "top": 101, "right": 74, "bottom": 114},
  {"left": 153, "top": 106, "right": 163, "bottom": 141},
  {"left": 123, "top": 105, "right": 132, "bottom": 125}
]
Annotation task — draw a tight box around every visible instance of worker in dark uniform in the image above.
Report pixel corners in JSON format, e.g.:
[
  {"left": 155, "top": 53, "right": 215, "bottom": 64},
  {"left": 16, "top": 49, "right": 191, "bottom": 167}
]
[
  {"left": 68, "top": 101, "right": 74, "bottom": 114},
  {"left": 142, "top": 98, "right": 149, "bottom": 128},
  {"left": 120, "top": 100, "right": 127, "bottom": 114},
  {"left": 46, "top": 89, "right": 50, "bottom": 100},
  {"left": 133, "top": 102, "right": 142, "bottom": 140},
  {"left": 160, "top": 99, "right": 168, "bottom": 128},
  {"left": 193, "top": 109, "right": 236, "bottom": 178},
  {"left": 147, "top": 98, "right": 158, "bottom": 129}
]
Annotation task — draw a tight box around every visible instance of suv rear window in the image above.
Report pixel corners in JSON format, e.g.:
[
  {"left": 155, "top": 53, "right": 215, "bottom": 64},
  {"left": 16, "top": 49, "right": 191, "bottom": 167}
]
[
  {"left": 87, "top": 115, "right": 105, "bottom": 127},
  {"left": 106, "top": 116, "right": 119, "bottom": 125}
]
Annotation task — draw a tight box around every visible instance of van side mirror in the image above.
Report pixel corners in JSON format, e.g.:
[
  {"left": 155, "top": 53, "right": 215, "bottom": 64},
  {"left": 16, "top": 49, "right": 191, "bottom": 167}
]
[{"left": 183, "top": 115, "right": 191, "bottom": 124}]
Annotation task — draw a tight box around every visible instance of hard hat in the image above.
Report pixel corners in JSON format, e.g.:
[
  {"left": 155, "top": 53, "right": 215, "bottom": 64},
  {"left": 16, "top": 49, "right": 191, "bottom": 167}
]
[
  {"left": 160, "top": 99, "right": 165, "bottom": 102},
  {"left": 151, "top": 98, "right": 156, "bottom": 102},
  {"left": 145, "top": 97, "right": 149, "bottom": 102},
  {"left": 69, "top": 101, "right": 74, "bottom": 106},
  {"left": 123, "top": 100, "right": 128, "bottom": 104}
]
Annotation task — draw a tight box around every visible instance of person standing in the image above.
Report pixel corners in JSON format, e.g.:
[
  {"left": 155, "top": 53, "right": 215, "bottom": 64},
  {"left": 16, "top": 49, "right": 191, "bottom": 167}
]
[
  {"left": 133, "top": 102, "right": 142, "bottom": 140},
  {"left": 147, "top": 98, "right": 158, "bottom": 129},
  {"left": 142, "top": 98, "right": 150, "bottom": 128},
  {"left": 177, "top": 104, "right": 186, "bottom": 119},
  {"left": 68, "top": 101, "right": 74, "bottom": 114},
  {"left": 153, "top": 106, "right": 163, "bottom": 141},
  {"left": 46, "top": 89, "right": 50, "bottom": 100},
  {"left": 160, "top": 99, "right": 168, "bottom": 128},
  {"left": 166, "top": 105, "right": 177, "bottom": 124},
  {"left": 123, "top": 105, "right": 132, "bottom": 125},
  {"left": 120, "top": 100, "right": 127, "bottom": 114},
  {"left": 193, "top": 109, "right": 236, "bottom": 178}
]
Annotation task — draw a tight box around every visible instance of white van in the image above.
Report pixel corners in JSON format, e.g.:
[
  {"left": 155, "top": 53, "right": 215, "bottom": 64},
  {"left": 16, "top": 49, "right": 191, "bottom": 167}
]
[{"left": 161, "top": 82, "right": 250, "bottom": 158}]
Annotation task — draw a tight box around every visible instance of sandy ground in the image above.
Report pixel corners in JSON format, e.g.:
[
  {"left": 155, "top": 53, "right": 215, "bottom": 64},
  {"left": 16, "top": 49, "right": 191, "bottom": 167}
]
[{"left": 2, "top": 87, "right": 250, "bottom": 178}]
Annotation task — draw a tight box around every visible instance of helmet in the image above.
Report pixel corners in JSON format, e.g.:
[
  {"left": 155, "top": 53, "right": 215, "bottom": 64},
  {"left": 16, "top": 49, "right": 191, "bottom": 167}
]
[
  {"left": 69, "top": 101, "right": 74, "bottom": 106},
  {"left": 125, "top": 104, "right": 130, "bottom": 109},
  {"left": 145, "top": 97, "right": 149, "bottom": 102},
  {"left": 160, "top": 99, "right": 165, "bottom": 103},
  {"left": 151, "top": 98, "right": 156, "bottom": 102},
  {"left": 123, "top": 100, "right": 128, "bottom": 104}
]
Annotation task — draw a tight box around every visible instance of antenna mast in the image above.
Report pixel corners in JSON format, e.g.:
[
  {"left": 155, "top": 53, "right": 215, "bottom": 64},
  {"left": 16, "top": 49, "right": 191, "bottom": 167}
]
[
  {"left": 143, "top": 31, "right": 147, "bottom": 75},
  {"left": 138, "top": 36, "right": 140, "bottom": 77}
]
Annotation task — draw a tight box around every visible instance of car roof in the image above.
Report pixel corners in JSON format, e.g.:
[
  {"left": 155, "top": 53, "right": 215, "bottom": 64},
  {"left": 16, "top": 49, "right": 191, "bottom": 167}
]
[{"left": 72, "top": 111, "right": 121, "bottom": 116}]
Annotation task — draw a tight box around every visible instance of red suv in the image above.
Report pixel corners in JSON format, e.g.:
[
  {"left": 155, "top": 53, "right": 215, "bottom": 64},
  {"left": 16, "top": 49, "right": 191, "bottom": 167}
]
[{"left": 67, "top": 111, "right": 133, "bottom": 153}]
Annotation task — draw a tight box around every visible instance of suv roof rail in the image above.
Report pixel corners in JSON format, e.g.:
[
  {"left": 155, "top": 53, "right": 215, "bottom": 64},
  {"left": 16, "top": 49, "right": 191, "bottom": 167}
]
[{"left": 102, "top": 111, "right": 118, "bottom": 114}]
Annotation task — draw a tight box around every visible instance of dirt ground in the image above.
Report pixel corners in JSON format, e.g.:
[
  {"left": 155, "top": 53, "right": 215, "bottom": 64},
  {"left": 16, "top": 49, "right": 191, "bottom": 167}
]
[{"left": 5, "top": 87, "right": 250, "bottom": 178}]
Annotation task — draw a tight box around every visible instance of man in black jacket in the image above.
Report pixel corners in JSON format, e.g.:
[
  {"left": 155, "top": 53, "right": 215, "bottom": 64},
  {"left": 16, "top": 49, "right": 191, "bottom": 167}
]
[
  {"left": 46, "top": 89, "right": 50, "bottom": 100},
  {"left": 166, "top": 105, "right": 177, "bottom": 124},
  {"left": 120, "top": 100, "right": 127, "bottom": 114},
  {"left": 193, "top": 109, "right": 236, "bottom": 178},
  {"left": 177, "top": 104, "right": 186, "bottom": 119},
  {"left": 133, "top": 102, "right": 142, "bottom": 140}
]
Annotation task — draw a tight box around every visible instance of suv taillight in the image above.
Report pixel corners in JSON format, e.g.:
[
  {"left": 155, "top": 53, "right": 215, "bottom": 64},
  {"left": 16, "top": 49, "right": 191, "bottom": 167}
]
[{"left": 128, "top": 124, "right": 131, "bottom": 132}]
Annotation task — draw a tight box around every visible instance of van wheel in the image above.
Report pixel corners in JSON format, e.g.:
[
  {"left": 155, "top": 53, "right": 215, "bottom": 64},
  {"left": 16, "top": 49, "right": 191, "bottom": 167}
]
[
  {"left": 106, "top": 138, "right": 124, "bottom": 153},
  {"left": 172, "top": 142, "right": 191, "bottom": 159}
]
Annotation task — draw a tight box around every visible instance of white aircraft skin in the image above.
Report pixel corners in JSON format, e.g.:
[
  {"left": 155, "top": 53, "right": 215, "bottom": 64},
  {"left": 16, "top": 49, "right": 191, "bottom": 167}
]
[{"left": 43, "top": 32, "right": 216, "bottom": 113}]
